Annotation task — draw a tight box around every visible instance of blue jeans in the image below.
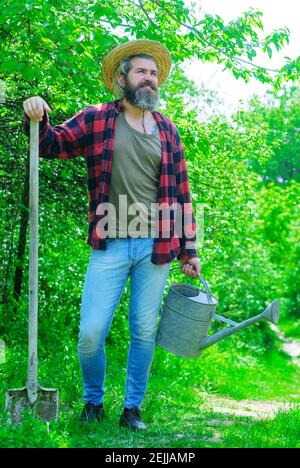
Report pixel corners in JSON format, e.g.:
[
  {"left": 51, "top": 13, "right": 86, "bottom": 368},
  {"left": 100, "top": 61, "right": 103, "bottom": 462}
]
[{"left": 77, "top": 237, "right": 170, "bottom": 409}]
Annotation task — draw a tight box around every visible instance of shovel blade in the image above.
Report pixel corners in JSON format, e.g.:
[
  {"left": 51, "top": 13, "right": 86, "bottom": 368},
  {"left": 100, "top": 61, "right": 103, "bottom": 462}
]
[
  {"left": 37, "top": 386, "right": 59, "bottom": 421},
  {"left": 5, "top": 386, "right": 59, "bottom": 424},
  {"left": 5, "top": 387, "right": 29, "bottom": 424}
]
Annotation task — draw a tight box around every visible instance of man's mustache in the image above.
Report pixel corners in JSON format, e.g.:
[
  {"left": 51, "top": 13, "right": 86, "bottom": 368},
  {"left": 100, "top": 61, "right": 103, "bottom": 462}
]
[{"left": 139, "top": 83, "right": 157, "bottom": 91}]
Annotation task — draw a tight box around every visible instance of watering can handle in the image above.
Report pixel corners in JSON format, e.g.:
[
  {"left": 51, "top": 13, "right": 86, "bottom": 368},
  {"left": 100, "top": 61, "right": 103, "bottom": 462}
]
[
  {"left": 199, "top": 275, "right": 213, "bottom": 304},
  {"left": 170, "top": 266, "right": 213, "bottom": 304}
]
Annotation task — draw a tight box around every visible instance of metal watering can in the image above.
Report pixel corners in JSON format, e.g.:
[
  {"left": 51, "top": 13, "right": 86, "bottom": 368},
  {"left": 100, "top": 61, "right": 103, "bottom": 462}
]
[{"left": 155, "top": 276, "right": 280, "bottom": 359}]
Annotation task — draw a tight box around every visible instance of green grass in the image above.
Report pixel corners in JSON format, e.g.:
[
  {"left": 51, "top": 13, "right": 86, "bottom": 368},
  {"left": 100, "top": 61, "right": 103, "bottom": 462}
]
[
  {"left": 220, "top": 408, "right": 300, "bottom": 448},
  {"left": 0, "top": 387, "right": 299, "bottom": 448},
  {"left": 1, "top": 329, "right": 300, "bottom": 448}
]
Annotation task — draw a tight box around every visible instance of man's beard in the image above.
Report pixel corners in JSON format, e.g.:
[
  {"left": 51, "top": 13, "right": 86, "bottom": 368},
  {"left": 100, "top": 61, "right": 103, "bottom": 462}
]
[{"left": 123, "top": 78, "right": 160, "bottom": 112}]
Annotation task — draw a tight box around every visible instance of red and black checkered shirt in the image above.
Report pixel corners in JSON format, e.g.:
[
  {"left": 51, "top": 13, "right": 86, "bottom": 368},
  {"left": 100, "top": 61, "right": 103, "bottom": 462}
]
[{"left": 24, "top": 99, "right": 197, "bottom": 265}]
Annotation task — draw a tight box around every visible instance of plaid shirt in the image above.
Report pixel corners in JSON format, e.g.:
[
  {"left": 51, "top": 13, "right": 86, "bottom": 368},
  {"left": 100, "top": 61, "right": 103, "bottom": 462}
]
[{"left": 24, "top": 99, "right": 197, "bottom": 265}]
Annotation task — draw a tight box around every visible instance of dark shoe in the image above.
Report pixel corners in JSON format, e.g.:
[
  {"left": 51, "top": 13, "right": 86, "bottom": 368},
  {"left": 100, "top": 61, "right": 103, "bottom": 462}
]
[
  {"left": 119, "top": 407, "right": 147, "bottom": 430},
  {"left": 79, "top": 402, "right": 105, "bottom": 423}
]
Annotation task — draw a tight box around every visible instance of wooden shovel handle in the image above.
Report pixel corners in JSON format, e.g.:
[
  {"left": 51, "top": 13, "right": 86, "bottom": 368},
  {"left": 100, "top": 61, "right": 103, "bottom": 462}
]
[{"left": 27, "top": 119, "right": 39, "bottom": 405}]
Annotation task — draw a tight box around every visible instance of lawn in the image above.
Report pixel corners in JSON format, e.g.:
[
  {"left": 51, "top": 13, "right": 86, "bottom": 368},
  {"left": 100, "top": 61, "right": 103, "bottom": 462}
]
[{"left": 1, "top": 325, "right": 300, "bottom": 448}]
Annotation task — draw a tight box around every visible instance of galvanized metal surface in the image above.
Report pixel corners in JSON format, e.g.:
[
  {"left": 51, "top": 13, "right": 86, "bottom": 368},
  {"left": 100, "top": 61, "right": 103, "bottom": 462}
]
[{"left": 156, "top": 275, "right": 280, "bottom": 359}]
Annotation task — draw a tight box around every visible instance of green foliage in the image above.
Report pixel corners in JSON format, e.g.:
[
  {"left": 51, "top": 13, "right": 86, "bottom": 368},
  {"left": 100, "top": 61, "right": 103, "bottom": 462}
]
[
  {"left": 243, "top": 87, "right": 300, "bottom": 184},
  {"left": 0, "top": 0, "right": 299, "bottom": 107},
  {"left": 253, "top": 181, "right": 300, "bottom": 318},
  {"left": 0, "top": 0, "right": 299, "bottom": 448}
]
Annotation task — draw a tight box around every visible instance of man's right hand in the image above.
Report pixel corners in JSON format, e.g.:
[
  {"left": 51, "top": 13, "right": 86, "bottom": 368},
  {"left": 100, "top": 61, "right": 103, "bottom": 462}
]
[{"left": 23, "top": 96, "right": 52, "bottom": 122}]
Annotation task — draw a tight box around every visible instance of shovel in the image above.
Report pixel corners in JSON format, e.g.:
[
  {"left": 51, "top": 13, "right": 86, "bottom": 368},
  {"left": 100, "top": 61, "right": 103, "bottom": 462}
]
[{"left": 5, "top": 119, "right": 59, "bottom": 423}]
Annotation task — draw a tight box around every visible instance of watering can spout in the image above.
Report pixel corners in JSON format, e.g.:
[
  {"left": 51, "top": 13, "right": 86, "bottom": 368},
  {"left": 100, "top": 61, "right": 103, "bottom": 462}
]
[{"left": 199, "top": 300, "right": 280, "bottom": 350}]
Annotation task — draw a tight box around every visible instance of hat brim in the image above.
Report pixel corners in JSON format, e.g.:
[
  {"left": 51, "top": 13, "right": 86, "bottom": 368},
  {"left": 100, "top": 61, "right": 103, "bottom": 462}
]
[{"left": 102, "top": 40, "right": 172, "bottom": 93}]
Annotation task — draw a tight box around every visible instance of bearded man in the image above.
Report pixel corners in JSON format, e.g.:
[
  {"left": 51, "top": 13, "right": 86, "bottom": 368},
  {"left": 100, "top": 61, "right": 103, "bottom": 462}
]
[{"left": 23, "top": 40, "right": 201, "bottom": 430}]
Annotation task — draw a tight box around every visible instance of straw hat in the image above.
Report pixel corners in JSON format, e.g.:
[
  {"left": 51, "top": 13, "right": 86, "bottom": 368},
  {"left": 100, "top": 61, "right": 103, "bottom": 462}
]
[{"left": 102, "top": 39, "right": 172, "bottom": 92}]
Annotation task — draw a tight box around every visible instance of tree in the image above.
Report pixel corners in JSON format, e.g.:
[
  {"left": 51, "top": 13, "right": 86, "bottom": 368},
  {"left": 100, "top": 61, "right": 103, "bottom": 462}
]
[
  {"left": 0, "top": 0, "right": 299, "bottom": 348},
  {"left": 242, "top": 87, "right": 300, "bottom": 184}
]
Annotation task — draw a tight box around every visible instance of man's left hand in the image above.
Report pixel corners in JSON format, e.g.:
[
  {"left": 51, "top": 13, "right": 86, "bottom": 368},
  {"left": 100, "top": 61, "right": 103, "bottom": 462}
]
[{"left": 180, "top": 257, "right": 201, "bottom": 279}]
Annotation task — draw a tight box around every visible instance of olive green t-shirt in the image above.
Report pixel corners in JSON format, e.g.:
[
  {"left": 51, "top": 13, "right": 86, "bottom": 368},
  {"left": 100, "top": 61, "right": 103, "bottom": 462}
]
[{"left": 107, "top": 110, "right": 162, "bottom": 237}]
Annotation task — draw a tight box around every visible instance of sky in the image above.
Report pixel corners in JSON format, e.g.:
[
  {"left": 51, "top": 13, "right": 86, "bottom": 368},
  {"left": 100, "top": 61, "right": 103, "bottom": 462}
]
[{"left": 183, "top": 0, "right": 300, "bottom": 116}]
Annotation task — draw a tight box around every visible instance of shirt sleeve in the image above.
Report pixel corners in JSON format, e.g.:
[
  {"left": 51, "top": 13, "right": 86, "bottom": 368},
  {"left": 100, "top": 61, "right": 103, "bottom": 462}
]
[
  {"left": 23, "top": 107, "right": 88, "bottom": 159},
  {"left": 173, "top": 128, "right": 198, "bottom": 261}
]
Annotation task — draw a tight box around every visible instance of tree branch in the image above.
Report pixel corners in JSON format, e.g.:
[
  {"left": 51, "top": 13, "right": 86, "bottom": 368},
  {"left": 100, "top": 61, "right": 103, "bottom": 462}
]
[
  {"left": 147, "top": 0, "right": 279, "bottom": 73},
  {"left": 137, "top": 0, "right": 157, "bottom": 28}
]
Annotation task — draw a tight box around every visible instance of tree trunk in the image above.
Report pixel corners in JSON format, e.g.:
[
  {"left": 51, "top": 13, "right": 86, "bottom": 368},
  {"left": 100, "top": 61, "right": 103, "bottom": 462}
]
[{"left": 12, "top": 152, "right": 29, "bottom": 314}]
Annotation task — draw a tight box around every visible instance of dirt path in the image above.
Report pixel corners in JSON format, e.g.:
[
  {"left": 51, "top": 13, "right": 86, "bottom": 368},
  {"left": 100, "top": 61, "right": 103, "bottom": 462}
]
[
  {"left": 199, "top": 392, "right": 293, "bottom": 420},
  {"left": 270, "top": 323, "right": 300, "bottom": 368}
]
